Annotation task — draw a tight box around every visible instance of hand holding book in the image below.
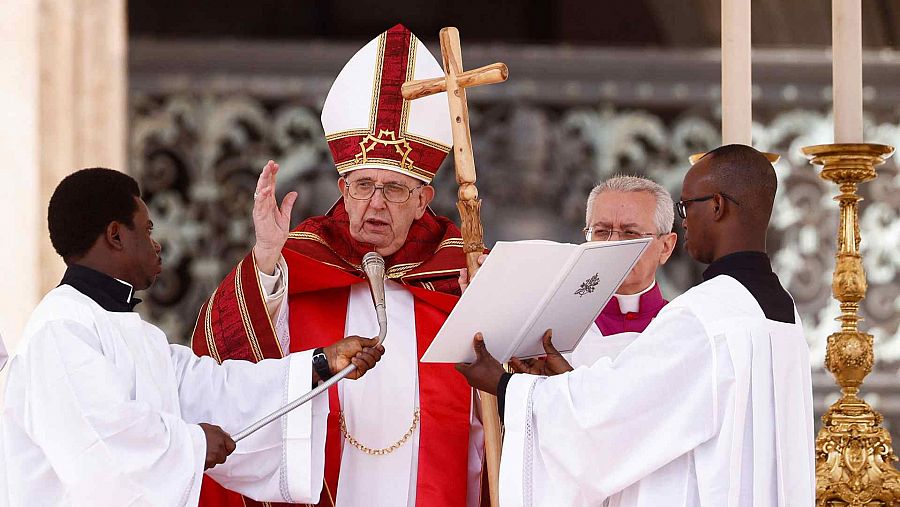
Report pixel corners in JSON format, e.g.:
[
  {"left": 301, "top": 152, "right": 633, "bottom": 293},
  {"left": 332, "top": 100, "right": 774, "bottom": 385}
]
[{"left": 507, "top": 329, "right": 573, "bottom": 376}]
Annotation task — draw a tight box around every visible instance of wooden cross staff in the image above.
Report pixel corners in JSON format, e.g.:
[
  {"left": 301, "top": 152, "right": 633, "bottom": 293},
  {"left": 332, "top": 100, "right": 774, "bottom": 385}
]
[{"left": 401, "top": 27, "right": 508, "bottom": 507}]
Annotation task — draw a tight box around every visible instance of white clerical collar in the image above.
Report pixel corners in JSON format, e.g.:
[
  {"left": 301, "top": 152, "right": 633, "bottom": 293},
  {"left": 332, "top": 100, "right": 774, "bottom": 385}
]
[
  {"left": 613, "top": 280, "right": 656, "bottom": 314},
  {"left": 114, "top": 278, "right": 135, "bottom": 303}
]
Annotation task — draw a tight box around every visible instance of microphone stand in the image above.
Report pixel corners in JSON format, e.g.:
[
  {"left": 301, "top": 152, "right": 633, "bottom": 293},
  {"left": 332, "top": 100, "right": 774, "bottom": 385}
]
[{"left": 233, "top": 252, "right": 387, "bottom": 442}]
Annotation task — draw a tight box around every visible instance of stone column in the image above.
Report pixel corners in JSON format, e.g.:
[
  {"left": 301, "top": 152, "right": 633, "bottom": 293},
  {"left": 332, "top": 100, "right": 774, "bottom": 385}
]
[
  {"left": 39, "top": 0, "right": 127, "bottom": 291},
  {"left": 0, "top": 0, "right": 126, "bottom": 402},
  {"left": 0, "top": 0, "right": 41, "bottom": 378}
]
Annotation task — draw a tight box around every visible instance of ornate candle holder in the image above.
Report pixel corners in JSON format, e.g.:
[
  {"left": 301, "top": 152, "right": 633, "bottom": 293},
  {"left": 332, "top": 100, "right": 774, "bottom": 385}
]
[{"left": 802, "top": 143, "right": 900, "bottom": 506}]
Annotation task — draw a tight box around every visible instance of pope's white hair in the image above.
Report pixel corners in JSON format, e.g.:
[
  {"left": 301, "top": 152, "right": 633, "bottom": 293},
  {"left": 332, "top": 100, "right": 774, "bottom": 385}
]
[{"left": 585, "top": 175, "right": 675, "bottom": 235}]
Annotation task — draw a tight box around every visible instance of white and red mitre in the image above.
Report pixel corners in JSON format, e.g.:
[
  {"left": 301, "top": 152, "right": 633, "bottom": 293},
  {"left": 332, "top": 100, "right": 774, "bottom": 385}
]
[{"left": 321, "top": 24, "right": 452, "bottom": 184}]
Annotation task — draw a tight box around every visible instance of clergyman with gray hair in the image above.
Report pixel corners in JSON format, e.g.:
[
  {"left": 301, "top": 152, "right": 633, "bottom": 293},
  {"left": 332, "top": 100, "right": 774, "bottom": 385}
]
[{"left": 568, "top": 175, "right": 678, "bottom": 365}]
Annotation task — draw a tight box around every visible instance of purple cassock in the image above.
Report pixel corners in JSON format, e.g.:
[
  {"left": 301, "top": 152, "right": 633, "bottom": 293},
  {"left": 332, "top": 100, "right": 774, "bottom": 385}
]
[{"left": 594, "top": 282, "right": 668, "bottom": 335}]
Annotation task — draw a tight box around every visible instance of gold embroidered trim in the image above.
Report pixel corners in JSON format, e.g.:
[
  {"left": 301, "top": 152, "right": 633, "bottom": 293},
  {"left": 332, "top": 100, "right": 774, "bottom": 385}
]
[
  {"left": 324, "top": 479, "right": 336, "bottom": 507},
  {"left": 401, "top": 267, "right": 466, "bottom": 280},
  {"left": 385, "top": 238, "right": 463, "bottom": 278},
  {"left": 389, "top": 271, "right": 417, "bottom": 279},
  {"left": 324, "top": 129, "right": 371, "bottom": 142},
  {"left": 288, "top": 231, "right": 331, "bottom": 247},
  {"left": 335, "top": 158, "right": 435, "bottom": 181},
  {"left": 399, "top": 34, "right": 417, "bottom": 136},
  {"left": 324, "top": 129, "right": 450, "bottom": 154},
  {"left": 340, "top": 409, "right": 420, "bottom": 456},
  {"left": 368, "top": 33, "right": 386, "bottom": 133},
  {"left": 405, "top": 133, "right": 451, "bottom": 152},
  {"left": 287, "top": 232, "right": 363, "bottom": 271},
  {"left": 355, "top": 130, "right": 416, "bottom": 170},
  {"left": 203, "top": 287, "right": 221, "bottom": 363},
  {"left": 388, "top": 261, "right": 423, "bottom": 273},
  {"left": 437, "top": 238, "right": 464, "bottom": 249},
  {"left": 235, "top": 260, "right": 265, "bottom": 362}
]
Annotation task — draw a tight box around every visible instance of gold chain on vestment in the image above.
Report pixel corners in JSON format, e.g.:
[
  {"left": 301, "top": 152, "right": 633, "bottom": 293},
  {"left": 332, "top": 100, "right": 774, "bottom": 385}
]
[{"left": 339, "top": 409, "right": 420, "bottom": 456}]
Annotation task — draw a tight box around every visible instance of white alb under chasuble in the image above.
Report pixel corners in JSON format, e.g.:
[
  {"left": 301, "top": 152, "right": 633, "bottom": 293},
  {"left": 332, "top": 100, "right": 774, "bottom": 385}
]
[
  {"left": 0, "top": 285, "right": 327, "bottom": 506},
  {"left": 499, "top": 275, "right": 815, "bottom": 507}
]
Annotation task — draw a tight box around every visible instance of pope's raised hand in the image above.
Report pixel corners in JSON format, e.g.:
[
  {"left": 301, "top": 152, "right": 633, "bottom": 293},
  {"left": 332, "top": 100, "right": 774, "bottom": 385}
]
[{"left": 252, "top": 160, "right": 298, "bottom": 275}]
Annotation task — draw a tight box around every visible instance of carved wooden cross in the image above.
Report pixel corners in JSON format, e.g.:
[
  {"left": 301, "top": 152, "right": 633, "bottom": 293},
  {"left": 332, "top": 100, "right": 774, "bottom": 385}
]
[
  {"left": 402, "top": 27, "right": 507, "bottom": 278},
  {"left": 401, "top": 27, "right": 508, "bottom": 507}
]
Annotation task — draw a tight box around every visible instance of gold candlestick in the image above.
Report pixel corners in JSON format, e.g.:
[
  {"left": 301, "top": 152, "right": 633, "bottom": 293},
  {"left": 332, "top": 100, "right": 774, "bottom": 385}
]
[{"left": 802, "top": 143, "right": 900, "bottom": 506}]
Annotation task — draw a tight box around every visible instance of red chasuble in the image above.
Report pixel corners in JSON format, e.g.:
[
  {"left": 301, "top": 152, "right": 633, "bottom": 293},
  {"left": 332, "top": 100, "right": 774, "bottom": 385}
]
[{"left": 191, "top": 199, "right": 473, "bottom": 507}]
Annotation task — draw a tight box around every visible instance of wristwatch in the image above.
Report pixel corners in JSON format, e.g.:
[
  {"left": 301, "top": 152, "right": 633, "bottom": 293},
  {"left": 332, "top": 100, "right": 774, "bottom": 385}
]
[{"left": 312, "top": 347, "right": 334, "bottom": 382}]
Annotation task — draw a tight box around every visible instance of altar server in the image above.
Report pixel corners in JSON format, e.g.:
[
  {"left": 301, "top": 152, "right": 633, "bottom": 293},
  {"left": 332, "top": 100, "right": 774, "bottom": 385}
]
[{"left": 0, "top": 168, "right": 382, "bottom": 506}]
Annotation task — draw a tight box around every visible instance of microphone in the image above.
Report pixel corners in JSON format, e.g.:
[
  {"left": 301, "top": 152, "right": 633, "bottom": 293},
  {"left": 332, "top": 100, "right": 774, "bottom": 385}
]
[
  {"left": 362, "top": 252, "right": 388, "bottom": 345},
  {"left": 232, "top": 252, "right": 390, "bottom": 443}
]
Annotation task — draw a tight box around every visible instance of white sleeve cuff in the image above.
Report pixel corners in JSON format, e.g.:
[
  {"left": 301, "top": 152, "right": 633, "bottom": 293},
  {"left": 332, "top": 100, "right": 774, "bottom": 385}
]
[
  {"left": 258, "top": 258, "right": 285, "bottom": 298},
  {"left": 258, "top": 257, "right": 290, "bottom": 338}
]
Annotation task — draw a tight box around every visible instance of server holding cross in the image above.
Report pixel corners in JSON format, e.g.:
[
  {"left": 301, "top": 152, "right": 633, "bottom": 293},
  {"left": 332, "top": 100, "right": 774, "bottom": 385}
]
[{"left": 401, "top": 26, "right": 508, "bottom": 507}]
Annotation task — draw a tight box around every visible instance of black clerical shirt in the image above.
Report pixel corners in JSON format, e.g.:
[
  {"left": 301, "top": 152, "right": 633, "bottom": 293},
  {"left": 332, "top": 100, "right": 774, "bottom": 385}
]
[
  {"left": 702, "top": 250, "right": 794, "bottom": 324},
  {"left": 59, "top": 265, "right": 141, "bottom": 313}
]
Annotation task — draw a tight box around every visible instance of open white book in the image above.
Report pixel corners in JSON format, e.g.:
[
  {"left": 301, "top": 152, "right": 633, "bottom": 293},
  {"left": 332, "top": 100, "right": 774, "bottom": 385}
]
[{"left": 420, "top": 238, "right": 651, "bottom": 364}]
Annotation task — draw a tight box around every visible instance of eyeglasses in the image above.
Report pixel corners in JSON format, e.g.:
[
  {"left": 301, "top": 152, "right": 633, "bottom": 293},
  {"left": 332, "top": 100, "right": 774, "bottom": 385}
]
[
  {"left": 582, "top": 228, "right": 661, "bottom": 242},
  {"left": 675, "top": 193, "right": 740, "bottom": 219},
  {"left": 345, "top": 179, "right": 424, "bottom": 204}
]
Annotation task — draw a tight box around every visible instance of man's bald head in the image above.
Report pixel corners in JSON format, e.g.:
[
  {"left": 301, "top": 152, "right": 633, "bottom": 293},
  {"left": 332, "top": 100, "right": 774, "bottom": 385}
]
[
  {"left": 699, "top": 144, "right": 777, "bottom": 225},
  {"left": 680, "top": 144, "right": 777, "bottom": 263}
]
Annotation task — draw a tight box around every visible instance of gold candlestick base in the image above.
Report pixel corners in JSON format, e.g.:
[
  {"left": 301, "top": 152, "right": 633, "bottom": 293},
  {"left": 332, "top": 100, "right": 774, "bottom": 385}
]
[{"left": 802, "top": 143, "right": 900, "bottom": 506}]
